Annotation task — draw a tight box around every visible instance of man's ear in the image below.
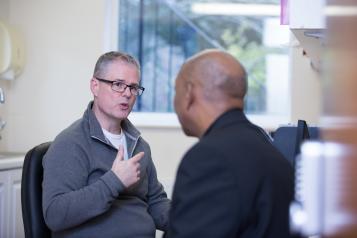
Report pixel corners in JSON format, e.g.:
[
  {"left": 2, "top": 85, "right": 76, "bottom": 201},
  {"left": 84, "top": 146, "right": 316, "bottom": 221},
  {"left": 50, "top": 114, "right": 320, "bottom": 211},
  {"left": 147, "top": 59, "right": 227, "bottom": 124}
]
[
  {"left": 185, "top": 82, "right": 194, "bottom": 110},
  {"left": 90, "top": 78, "right": 99, "bottom": 96}
]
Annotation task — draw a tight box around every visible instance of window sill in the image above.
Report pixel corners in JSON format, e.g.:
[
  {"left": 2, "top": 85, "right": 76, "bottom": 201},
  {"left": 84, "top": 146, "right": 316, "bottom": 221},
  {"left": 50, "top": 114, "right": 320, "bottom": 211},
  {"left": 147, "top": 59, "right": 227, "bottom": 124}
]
[
  {"left": 128, "top": 112, "right": 181, "bottom": 128},
  {"left": 129, "top": 112, "right": 290, "bottom": 131}
]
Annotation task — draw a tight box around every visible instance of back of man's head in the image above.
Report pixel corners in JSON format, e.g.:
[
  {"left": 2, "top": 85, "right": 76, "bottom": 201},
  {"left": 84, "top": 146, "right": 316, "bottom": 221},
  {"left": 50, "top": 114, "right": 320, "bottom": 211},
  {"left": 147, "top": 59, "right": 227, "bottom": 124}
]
[
  {"left": 174, "top": 49, "right": 248, "bottom": 137},
  {"left": 184, "top": 49, "right": 248, "bottom": 104}
]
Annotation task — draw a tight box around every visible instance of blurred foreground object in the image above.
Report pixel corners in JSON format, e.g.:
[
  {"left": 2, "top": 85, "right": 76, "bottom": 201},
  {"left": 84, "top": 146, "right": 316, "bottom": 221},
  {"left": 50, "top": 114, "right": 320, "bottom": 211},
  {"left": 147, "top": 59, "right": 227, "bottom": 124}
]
[{"left": 290, "top": 0, "right": 357, "bottom": 237}]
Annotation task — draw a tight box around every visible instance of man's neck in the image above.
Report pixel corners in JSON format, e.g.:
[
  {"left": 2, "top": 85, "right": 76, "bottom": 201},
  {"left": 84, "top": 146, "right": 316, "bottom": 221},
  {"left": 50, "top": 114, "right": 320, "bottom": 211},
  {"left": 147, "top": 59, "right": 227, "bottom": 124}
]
[
  {"left": 92, "top": 104, "right": 122, "bottom": 134},
  {"left": 197, "top": 102, "right": 243, "bottom": 138},
  {"left": 105, "top": 124, "right": 122, "bottom": 135}
]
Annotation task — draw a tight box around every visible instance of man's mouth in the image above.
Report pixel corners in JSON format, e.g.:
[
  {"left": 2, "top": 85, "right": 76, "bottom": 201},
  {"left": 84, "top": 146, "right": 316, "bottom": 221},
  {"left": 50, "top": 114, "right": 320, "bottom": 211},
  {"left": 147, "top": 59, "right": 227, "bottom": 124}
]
[{"left": 119, "top": 103, "right": 129, "bottom": 110}]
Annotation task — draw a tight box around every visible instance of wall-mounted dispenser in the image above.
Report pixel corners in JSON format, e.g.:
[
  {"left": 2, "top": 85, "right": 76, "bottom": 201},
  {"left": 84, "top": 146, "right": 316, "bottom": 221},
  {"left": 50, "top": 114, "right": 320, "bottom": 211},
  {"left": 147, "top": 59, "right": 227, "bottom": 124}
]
[{"left": 0, "top": 20, "right": 25, "bottom": 80}]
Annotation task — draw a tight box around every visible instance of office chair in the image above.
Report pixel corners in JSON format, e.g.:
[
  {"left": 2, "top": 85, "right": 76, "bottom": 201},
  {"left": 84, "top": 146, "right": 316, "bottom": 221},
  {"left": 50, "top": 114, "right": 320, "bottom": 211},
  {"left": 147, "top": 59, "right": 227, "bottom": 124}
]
[
  {"left": 272, "top": 120, "right": 319, "bottom": 168},
  {"left": 272, "top": 121, "right": 316, "bottom": 238},
  {"left": 21, "top": 142, "right": 52, "bottom": 238}
]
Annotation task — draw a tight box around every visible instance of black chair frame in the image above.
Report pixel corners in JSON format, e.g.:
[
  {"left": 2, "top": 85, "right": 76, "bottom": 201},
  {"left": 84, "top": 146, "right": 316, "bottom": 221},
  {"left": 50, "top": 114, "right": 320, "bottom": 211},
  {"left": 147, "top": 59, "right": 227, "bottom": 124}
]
[{"left": 21, "top": 142, "right": 52, "bottom": 238}]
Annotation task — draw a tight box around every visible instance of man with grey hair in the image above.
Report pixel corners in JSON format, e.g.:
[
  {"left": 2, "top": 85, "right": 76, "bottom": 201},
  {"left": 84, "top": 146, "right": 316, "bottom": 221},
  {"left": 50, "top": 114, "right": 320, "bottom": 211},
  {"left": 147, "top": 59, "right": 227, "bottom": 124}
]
[
  {"left": 43, "top": 51, "right": 170, "bottom": 238},
  {"left": 165, "top": 49, "right": 294, "bottom": 238}
]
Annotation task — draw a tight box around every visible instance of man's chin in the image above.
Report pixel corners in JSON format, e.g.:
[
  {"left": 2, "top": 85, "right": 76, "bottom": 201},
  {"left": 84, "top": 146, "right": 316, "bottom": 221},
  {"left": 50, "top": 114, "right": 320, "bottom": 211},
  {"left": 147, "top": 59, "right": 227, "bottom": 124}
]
[{"left": 114, "top": 111, "right": 130, "bottom": 121}]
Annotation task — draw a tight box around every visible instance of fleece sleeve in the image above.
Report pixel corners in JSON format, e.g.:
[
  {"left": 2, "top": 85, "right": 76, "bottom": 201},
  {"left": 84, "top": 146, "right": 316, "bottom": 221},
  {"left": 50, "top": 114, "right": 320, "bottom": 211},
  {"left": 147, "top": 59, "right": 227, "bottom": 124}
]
[{"left": 42, "top": 138, "right": 125, "bottom": 231}]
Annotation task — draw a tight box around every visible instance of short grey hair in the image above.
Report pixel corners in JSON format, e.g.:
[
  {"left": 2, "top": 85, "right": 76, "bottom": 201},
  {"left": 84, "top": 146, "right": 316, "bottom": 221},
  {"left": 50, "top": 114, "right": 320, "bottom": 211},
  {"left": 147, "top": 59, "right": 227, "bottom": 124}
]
[{"left": 93, "top": 51, "right": 141, "bottom": 78}]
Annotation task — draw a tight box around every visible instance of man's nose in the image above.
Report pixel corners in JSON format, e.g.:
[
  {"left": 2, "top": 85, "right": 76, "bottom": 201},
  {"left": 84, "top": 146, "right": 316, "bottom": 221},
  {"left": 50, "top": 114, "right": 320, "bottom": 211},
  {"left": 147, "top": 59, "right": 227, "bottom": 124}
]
[{"left": 122, "top": 86, "right": 132, "bottom": 97}]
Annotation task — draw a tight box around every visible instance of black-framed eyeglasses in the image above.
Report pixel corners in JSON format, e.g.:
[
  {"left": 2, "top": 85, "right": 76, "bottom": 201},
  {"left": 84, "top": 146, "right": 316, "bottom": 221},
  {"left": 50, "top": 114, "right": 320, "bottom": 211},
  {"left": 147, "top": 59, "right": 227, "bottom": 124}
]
[{"left": 95, "top": 77, "right": 145, "bottom": 96}]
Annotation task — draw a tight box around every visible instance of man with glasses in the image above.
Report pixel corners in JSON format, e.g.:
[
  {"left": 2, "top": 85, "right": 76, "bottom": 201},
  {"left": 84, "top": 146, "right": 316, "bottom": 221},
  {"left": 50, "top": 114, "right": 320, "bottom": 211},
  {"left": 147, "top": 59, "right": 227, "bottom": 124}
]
[{"left": 43, "top": 51, "right": 170, "bottom": 237}]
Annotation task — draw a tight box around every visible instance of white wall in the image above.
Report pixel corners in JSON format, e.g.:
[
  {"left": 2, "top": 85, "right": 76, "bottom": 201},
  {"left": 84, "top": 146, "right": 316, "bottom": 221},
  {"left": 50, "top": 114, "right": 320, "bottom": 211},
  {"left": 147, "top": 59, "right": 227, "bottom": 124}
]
[
  {"left": 138, "top": 127, "right": 196, "bottom": 195},
  {"left": 0, "top": 0, "right": 194, "bottom": 183},
  {"left": 0, "top": 0, "right": 10, "bottom": 141},
  {"left": 0, "top": 0, "right": 321, "bottom": 183},
  {"left": 0, "top": 0, "right": 105, "bottom": 152},
  {"left": 290, "top": 45, "right": 321, "bottom": 125},
  {"left": 0, "top": 0, "right": 9, "bottom": 20}
]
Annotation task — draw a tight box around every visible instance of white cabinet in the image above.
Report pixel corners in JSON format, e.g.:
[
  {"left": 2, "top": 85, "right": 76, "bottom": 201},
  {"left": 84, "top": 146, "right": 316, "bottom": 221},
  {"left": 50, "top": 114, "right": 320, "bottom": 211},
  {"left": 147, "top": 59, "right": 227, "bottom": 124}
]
[
  {"left": 288, "top": 0, "right": 326, "bottom": 70},
  {"left": 0, "top": 168, "right": 24, "bottom": 238},
  {"left": 289, "top": 0, "right": 325, "bottom": 29},
  {"left": 0, "top": 171, "right": 7, "bottom": 238}
]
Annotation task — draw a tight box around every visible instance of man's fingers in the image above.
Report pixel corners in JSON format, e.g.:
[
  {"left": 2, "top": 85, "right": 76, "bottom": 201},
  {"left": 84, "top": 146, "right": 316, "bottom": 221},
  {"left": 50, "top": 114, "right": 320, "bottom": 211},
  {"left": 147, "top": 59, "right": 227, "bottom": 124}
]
[{"left": 131, "top": 152, "right": 144, "bottom": 163}]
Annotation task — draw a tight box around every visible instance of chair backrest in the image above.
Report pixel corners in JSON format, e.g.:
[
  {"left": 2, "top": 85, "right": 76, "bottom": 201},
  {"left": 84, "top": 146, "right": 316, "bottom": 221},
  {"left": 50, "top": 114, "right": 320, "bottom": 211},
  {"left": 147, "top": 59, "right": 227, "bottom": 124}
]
[
  {"left": 21, "top": 142, "right": 52, "bottom": 238},
  {"left": 272, "top": 120, "right": 319, "bottom": 168}
]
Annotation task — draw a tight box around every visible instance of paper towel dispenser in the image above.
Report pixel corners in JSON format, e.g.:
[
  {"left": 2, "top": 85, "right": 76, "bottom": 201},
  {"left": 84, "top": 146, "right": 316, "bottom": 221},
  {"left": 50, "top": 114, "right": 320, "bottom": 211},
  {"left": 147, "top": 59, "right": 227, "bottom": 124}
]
[{"left": 0, "top": 20, "right": 25, "bottom": 80}]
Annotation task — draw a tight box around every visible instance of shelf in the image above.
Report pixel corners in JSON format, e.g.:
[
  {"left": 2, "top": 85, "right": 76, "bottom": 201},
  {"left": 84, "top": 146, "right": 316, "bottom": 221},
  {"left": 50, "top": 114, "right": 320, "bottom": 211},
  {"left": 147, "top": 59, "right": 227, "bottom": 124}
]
[{"left": 291, "top": 28, "right": 326, "bottom": 71}]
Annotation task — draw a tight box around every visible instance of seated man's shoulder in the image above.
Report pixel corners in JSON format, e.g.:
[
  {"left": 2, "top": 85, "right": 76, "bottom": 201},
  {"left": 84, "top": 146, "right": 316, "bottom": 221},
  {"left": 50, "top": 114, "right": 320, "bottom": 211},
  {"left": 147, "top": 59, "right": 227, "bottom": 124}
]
[
  {"left": 55, "top": 118, "right": 86, "bottom": 141},
  {"left": 46, "top": 118, "right": 88, "bottom": 158}
]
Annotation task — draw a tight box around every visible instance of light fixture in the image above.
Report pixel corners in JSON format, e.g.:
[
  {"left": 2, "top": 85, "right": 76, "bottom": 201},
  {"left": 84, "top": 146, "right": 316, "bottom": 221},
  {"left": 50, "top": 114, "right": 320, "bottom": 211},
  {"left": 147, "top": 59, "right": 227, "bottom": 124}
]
[{"left": 191, "top": 3, "right": 280, "bottom": 16}]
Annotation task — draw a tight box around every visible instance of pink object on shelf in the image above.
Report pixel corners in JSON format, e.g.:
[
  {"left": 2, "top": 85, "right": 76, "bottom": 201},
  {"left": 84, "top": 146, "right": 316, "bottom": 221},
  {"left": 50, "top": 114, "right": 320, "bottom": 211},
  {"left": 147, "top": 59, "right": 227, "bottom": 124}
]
[{"left": 281, "top": 0, "right": 289, "bottom": 25}]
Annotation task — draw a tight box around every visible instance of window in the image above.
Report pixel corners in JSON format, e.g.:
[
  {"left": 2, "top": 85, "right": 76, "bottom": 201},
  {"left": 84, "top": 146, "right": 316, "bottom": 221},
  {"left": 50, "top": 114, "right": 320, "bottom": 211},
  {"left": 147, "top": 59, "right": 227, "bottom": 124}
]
[{"left": 116, "top": 0, "right": 290, "bottom": 126}]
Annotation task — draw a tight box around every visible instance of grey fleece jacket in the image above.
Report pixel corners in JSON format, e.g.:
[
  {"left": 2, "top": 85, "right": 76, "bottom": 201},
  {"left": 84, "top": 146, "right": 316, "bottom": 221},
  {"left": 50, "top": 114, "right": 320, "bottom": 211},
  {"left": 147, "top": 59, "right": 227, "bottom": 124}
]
[{"left": 42, "top": 102, "right": 170, "bottom": 238}]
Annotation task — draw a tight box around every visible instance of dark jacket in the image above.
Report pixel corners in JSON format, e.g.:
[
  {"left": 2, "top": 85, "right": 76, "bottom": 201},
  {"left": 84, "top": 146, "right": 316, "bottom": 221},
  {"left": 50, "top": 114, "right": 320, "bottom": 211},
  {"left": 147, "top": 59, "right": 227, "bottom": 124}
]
[
  {"left": 166, "top": 108, "right": 294, "bottom": 238},
  {"left": 43, "top": 102, "right": 170, "bottom": 238}
]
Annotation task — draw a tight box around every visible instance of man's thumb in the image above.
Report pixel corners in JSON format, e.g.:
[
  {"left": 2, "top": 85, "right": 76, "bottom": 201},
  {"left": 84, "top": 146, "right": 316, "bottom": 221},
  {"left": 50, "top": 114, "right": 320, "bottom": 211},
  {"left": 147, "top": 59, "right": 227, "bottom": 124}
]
[{"left": 117, "top": 145, "right": 124, "bottom": 161}]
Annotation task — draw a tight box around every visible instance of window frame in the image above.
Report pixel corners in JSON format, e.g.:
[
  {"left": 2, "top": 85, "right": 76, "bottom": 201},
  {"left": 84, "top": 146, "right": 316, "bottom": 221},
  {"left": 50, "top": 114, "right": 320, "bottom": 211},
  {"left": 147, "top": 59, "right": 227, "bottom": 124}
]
[{"left": 105, "top": 0, "right": 292, "bottom": 130}]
